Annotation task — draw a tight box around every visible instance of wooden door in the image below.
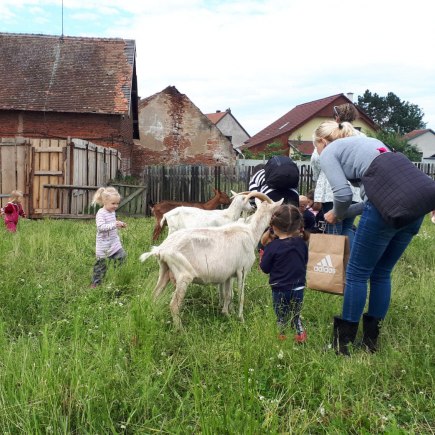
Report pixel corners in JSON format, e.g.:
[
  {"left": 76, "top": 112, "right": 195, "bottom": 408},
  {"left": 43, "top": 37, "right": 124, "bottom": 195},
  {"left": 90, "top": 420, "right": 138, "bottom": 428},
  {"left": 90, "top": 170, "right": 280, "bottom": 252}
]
[{"left": 30, "top": 138, "right": 67, "bottom": 214}]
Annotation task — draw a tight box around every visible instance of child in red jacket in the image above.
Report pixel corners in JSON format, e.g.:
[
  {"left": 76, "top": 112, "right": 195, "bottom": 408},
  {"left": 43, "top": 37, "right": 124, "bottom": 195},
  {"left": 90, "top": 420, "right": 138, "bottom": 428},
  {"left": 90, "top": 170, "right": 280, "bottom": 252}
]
[{"left": 3, "top": 190, "right": 26, "bottom": 232}]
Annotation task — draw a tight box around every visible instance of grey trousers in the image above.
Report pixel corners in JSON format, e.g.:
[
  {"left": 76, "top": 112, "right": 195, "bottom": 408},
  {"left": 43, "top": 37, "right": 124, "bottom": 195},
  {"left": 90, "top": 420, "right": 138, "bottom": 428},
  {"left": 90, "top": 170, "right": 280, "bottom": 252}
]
[{"left": 92, "top": 248, "right": 126, "bottom": 285}]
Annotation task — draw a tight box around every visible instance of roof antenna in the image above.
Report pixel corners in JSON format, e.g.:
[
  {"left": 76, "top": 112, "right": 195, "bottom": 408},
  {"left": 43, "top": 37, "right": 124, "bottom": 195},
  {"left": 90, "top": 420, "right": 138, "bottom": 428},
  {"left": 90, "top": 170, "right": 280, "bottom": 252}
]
[{"left": 61, "top": 0, "right": 64, "bottom": 40}]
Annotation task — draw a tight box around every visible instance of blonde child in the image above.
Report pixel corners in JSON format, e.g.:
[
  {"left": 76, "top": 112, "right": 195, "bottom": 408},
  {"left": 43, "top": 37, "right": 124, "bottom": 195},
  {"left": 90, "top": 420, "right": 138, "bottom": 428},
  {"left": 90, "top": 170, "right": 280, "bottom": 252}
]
[
  {"left": 3, "top": 190, "right": 26, "bottom": 232},
  {"left": 260, "top": 204, "right": 310, "bottom": 343},
  {"left": 90, "top": 187, "right": 127, "bottom": 287}
]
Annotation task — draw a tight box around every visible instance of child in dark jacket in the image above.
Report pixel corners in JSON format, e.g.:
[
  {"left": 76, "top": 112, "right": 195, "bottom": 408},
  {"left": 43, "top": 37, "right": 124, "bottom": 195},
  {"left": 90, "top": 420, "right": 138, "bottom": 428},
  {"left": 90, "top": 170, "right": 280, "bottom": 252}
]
[{"left": 260, "top": 204, "right": 309, "bottom": 342}]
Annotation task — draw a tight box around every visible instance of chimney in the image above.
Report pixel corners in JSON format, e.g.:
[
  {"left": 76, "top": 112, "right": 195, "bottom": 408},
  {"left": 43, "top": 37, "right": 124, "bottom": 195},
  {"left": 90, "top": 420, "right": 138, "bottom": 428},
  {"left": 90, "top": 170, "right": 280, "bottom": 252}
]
[
  {"left": 216, "top": 110, "right": 221, "bottom": 113},
  {"left": 346, "top": 92, "right": 354, "bottom": 102}
]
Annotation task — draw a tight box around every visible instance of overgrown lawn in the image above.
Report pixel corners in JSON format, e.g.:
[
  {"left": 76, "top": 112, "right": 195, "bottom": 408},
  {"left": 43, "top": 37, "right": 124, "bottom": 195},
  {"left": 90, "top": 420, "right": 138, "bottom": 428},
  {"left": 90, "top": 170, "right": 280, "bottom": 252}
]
[{"left": 0, "top": 215, "right": 434, "bottom": 433}]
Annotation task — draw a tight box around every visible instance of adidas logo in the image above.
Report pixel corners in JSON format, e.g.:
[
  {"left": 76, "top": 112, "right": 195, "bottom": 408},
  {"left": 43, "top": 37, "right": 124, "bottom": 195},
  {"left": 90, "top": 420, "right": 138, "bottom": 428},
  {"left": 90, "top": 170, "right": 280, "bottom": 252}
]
[{"left": 313, "top": 255, "right": 336, "bottom": 274}]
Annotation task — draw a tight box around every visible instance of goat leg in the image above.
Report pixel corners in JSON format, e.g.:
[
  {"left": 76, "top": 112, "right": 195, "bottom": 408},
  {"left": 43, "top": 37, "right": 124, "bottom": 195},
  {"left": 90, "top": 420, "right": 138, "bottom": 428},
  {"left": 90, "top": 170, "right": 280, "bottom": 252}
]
[
  {"left": 170, "top": 277, "right": 190, "bottom": 329},
  {"left": 152, "top": 262, "right": 171, "bottom": 300},
  {"left": 221, "top": 279, "right": 233, "bottom": 316}
]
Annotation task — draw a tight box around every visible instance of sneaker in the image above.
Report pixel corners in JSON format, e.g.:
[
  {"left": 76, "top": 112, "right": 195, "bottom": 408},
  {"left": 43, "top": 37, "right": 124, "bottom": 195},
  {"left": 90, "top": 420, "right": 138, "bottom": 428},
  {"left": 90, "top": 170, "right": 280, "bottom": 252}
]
[
  {"left": 278, "top": 334, "right": 287, "bottom": 341},
  {"left": 294, "top": 331, "right": 307, "bottom": 343}
]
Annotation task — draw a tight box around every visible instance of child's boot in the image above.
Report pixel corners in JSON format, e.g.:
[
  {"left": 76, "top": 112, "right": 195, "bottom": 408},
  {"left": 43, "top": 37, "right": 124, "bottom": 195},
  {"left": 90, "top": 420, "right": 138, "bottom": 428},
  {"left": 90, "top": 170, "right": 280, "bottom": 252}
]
[
  {"left": 361, "top": 313, "right": 382, "bottom": 353},
  {"left": 333, "top": 316, "right": 359, "bottom": 356},
  {"left": 293, "top": 317, "right": 307, "bottom": 343}
]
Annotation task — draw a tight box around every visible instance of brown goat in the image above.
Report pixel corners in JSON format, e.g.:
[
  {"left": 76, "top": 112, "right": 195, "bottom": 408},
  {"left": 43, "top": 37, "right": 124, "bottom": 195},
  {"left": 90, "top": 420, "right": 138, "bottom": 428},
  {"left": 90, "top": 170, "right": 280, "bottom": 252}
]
[{"left": 150, "top": 188, "right": 231, "bottom": 241}]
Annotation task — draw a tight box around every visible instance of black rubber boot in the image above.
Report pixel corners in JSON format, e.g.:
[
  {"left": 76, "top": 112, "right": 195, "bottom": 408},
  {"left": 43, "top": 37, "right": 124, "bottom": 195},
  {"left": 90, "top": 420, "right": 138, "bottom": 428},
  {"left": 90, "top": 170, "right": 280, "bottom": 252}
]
[
  {"left": 361, "top": 313, "right": 382, "bottom": 353},
  {"left": 333, "top": 316, "right": 359, "bottom": 356}
]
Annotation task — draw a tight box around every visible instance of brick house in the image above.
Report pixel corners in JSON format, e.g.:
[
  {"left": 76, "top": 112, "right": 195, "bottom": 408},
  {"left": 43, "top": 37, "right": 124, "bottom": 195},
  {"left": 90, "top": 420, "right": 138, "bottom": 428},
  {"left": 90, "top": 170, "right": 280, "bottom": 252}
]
[
  {"left": 242, "top": 93, "right": 377, "bottom": 157},
  {"left": 0, "top": 33, "right": 139, "bottom": 173},
  {"left": 134, "top": 86, "right": 236, "bottom": 167}
]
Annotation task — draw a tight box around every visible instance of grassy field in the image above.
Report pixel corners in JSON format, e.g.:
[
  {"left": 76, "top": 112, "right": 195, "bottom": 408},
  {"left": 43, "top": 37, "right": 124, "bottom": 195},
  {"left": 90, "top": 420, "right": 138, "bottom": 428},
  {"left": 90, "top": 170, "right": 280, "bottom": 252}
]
[{"left": 0, "top": 214, "right": 434, "bottom": 433}]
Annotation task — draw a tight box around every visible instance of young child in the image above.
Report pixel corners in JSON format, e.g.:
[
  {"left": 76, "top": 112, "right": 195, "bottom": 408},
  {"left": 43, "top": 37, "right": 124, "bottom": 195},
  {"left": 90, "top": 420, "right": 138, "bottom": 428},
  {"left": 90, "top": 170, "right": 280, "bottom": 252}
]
[
  {"left": 3, "top": 190, "right": 26, "bottom": 232},
  {"left": 90, "top": 186, "right": 127, "bottom": 287},
  {"left": 260, "top": 204, "right": 310, "bottom": 343}
]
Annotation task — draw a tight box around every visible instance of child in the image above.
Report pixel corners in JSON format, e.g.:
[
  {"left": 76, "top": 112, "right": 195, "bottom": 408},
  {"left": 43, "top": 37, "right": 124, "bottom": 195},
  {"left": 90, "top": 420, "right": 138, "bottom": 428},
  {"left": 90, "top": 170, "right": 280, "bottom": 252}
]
[
  {"left": 90, "top": 186, "right": 127, "bottom": 287},
  {"left": 260, "top": 204, "right": 310, "bottom": 343},
  {"left": 3, "top": 190, "right": 26, "bottom": 232}
]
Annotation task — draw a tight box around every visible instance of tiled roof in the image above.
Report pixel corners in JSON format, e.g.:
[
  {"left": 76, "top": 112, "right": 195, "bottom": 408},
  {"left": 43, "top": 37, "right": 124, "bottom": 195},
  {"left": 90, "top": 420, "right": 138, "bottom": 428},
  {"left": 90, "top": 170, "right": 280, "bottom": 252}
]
[
  {"left": 205, "top": 111, "right": 227, "bottom": 124},
  {"left": 0, "top": 33, "right": 135, "bottom": 115},
  {"left": 403, "top": 129, "right": 435, "bottom": 140},
  {"left": 244, "top": 94, "right": 375, "bottom": 148}
]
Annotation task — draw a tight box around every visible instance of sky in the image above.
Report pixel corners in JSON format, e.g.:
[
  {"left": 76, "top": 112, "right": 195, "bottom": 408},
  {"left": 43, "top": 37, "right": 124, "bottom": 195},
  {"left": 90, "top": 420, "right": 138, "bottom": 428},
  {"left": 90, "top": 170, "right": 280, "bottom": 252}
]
[{"left": 1, "top": 0, "right": 435, "bottom": 136}]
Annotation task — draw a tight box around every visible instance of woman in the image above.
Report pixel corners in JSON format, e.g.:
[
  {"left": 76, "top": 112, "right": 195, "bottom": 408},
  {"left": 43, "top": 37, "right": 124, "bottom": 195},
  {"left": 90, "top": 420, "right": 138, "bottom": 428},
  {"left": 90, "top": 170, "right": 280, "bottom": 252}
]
[
  {"left": 313, "top": 121, "right": 424, "bottom": 355},
  {"left": 310, "top": 103, "right": 363, "bottom": 247}
]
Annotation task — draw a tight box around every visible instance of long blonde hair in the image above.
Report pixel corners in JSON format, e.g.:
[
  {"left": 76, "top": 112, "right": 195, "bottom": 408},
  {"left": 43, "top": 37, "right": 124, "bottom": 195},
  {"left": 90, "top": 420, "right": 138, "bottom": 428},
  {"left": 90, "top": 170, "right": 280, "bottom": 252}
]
[
  {"left": 92, "top": 186, "right": 121, "bottom": 206},
  {"left": 313, "top": 121, "right": 357, "bottom": 147}
]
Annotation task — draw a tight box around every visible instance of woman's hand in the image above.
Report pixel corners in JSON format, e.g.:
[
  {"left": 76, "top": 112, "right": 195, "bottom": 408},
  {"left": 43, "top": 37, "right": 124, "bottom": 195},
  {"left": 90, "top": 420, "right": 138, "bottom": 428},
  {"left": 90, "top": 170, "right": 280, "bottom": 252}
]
[{"left": 324, "top": 210, "right": 338, "bottom": 224}]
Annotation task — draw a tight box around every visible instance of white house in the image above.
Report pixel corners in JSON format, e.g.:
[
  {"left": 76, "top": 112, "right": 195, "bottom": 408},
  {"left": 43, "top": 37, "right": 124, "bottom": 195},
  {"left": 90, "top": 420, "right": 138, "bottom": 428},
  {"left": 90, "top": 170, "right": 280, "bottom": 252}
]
[
  {"left": 205, "top": 108, "right": 250, "bottom": 154},
  {"left": 404, "top": 129, "right": 435, "bottom": 162}
]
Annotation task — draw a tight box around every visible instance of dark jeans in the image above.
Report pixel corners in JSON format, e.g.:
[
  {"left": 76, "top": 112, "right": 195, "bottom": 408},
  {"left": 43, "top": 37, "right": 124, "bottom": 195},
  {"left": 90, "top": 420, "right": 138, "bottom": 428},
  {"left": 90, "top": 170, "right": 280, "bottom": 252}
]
[
  {"left": 342, "top": 202, "right": 423, "bottom": 322},
  {"left": 272, "top": 288, "right": 304, "bottom": 334},
  {"left": 92, "top": 248, "right": 126, "bottom": 285},
  {"left": 322, "top": 202, "right": 356, "bottom": 249}
]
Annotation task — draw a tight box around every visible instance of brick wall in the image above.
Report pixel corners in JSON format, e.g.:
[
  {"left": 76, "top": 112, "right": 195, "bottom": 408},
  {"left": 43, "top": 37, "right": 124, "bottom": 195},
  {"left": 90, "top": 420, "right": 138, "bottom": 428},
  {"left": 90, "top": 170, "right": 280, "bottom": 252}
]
[{"left": 0, "top": 110, "right": 134, "bottom": 173}]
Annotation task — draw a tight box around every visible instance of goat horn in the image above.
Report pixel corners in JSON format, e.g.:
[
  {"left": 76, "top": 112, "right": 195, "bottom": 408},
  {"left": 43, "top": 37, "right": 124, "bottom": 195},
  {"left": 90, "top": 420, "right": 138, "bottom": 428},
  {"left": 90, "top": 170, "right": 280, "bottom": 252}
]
[
  {"left": 230, "top": 190, "right": 252, "bottom": 199},
  {"left": 243, "top": 191, "right": 273, "bottom": 203}
]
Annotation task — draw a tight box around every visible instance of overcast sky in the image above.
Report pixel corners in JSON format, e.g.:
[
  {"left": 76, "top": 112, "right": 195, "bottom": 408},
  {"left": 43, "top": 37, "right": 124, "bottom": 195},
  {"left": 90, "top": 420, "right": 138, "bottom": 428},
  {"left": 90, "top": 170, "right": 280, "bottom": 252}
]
[{"left": 1, "top": 0, "right": 435, "bottom": 136}]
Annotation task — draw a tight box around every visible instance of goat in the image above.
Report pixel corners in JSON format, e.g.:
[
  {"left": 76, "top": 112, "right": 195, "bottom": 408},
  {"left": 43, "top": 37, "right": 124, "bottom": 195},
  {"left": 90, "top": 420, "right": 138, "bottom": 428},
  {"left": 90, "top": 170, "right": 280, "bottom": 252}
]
[
  {"left": 161, "top": 191, "right": 253, "bottom": 235},
  {"left": 139, "top": 192, "right": 283, "bottom": 328},
  {"left": 149, "top": 188, "right": 231, "bottom": 241}
]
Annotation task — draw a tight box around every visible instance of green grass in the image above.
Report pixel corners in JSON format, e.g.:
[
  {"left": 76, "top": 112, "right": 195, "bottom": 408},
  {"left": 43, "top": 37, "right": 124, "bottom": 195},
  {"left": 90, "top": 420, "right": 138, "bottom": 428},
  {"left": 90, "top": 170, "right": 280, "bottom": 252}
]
[{"left": 0, "top": 215, "right": 434, "bottom": 433}]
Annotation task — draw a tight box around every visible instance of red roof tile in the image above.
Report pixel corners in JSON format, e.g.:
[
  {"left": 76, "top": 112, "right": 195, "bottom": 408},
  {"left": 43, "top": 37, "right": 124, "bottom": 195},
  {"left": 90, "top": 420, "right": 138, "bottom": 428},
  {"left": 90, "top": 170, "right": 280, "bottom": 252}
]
[
  {"left": 0, "top": 33, "right": 135, "bottom": 115},
  {"left": 403, "top": 129, "right": 434, "bottom": 140},
  {"left": 205, "top": 111, "right": 227, "bottom": 124}
]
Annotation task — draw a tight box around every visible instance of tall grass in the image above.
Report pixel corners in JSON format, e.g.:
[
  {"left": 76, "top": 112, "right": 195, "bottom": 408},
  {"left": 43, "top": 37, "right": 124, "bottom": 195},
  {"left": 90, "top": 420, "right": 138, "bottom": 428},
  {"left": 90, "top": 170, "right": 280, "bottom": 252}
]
[{"left": 0, "top": 215, "right": 434, "bottom": 433}]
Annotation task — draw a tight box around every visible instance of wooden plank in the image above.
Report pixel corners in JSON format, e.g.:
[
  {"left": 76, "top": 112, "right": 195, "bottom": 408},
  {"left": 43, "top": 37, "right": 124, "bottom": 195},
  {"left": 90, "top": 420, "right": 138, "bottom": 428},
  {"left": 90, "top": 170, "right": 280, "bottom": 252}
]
[
  {"left": 43, "top": 184, "right": 100, "bottom": 189},
  {"left": 118, "top": 186, "right": 146, "bottom": 210},
  {"left": 34, "top": 147, "right": 64, "bottom": 153},
  {"left": 1, "top": 145, "right": 17, "bottom": 196},
  {"left": 34, "top": 171, "right": 63, "bottom": 175}
]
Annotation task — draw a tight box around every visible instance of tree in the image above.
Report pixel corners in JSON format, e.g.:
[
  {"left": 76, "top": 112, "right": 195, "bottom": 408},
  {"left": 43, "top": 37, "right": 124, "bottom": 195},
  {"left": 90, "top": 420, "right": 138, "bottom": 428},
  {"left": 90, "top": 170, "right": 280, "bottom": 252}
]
[
  {"left": 369, "top": 130, "right": 422, "bottom": 161},
  {"left": 357, "top": 90, "right": 426, "bottom": 134}
]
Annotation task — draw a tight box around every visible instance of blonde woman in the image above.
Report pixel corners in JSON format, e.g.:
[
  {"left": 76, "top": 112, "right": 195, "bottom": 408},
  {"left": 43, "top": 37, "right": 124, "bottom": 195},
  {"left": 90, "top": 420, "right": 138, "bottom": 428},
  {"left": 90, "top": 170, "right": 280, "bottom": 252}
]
[{"left": 313, "top": 121, "right": 425, "bottom": 355}]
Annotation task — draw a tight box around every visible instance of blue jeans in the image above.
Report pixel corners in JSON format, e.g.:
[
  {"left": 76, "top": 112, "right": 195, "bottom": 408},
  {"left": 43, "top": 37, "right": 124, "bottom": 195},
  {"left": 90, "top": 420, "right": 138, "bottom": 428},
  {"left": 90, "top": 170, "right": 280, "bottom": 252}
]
[
  {"left": 272, "top": 288, "right": 304, "bottom": 334},
  {"left": 322, "top": 202, "right": 356, "bottom": 249},
  {"left": 342, "top": 202, "right": 423, "bottom": 322}
]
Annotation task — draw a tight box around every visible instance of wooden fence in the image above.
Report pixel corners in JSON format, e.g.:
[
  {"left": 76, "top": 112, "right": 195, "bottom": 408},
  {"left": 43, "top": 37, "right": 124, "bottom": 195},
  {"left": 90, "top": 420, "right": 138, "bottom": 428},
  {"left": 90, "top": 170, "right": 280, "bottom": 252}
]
[
  {"left": 140, "top": 163, "right": 314, "bottom": 216},
  {"left": 0, "top": 137, "right": 120, "bottom": 217},
  {"left": 2, "top": 140, "right": 434, "bottom": 218}
]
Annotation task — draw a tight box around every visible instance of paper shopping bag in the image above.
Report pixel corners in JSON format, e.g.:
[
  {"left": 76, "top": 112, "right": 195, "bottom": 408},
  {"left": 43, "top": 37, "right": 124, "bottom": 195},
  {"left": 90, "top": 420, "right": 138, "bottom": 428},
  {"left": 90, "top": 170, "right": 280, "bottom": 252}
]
[{"left": 306, "top": 233, "right": 350, "bottom": 295}]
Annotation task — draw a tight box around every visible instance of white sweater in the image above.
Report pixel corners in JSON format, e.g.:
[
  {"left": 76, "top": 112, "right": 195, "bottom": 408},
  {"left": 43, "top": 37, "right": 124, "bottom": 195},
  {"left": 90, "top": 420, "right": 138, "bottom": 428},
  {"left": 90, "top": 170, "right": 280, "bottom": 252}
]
[{"left": 95, "top": 208, "right": 123, "bottom": 258}]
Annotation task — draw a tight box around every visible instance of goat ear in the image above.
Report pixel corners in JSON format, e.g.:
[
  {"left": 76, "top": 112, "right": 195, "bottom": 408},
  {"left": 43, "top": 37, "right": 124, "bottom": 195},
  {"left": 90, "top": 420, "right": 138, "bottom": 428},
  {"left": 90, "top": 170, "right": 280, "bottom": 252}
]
[
  {"left": 212, "top": 187, "right": 218, "bottom": 193},
  {"left": 277, "top": 198, "right": 284, "bottom": 205},
  {"left": 230, "top": 190, "right": 238, "bottom": 197},
  {"left": 255, "top": 198, "right": 262, "bottom": 208}
]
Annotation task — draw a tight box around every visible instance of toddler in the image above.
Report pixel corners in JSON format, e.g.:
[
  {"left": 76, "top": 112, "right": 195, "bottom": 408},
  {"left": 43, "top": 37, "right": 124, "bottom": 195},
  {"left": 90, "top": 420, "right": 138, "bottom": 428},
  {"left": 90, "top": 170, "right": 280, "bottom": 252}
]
[
  {"left": 90, "top": 187, "right": 127, "bottom": 287},
  {"left": 260, "top": 204, "right": 309, "bottom": 343},
  {"left": 3, "top": 190, "right": 26, "bottom": 232}
]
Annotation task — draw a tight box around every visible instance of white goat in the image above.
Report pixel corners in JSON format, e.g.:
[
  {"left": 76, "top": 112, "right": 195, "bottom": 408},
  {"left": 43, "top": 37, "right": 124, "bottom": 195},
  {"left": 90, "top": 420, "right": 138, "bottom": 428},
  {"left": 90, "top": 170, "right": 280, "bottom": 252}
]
[
  {"left": 160, "top": 191, "right": 253, "bottom": 235},
  {"left": 139, "top": 192, "right": 283, "bottom": 328}
]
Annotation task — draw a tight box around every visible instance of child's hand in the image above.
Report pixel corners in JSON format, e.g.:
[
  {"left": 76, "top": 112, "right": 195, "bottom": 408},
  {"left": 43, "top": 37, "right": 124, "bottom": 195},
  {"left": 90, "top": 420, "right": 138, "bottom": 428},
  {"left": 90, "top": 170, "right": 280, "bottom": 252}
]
[
  {"left": 261, "top": 227, "right": 276, "bottom": 246},
  {"left": 116, "top": 220, "right": 127, "bottom": 228}
]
